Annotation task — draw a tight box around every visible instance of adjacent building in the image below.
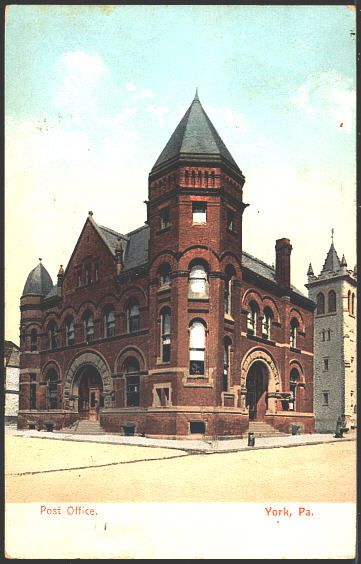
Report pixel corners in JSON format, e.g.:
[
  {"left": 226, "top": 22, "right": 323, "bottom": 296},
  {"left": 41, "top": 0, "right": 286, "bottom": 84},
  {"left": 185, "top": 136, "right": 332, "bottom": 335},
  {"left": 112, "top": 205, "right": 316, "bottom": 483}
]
[
  {"left": 306, "top": 238, "right": 357, "bottom": 432},
  {"left": 4, "top": 340, "right": 20, "bottom": 424},
  {"left": 18, "top": 93, "right": 316, "bottom": 437}
]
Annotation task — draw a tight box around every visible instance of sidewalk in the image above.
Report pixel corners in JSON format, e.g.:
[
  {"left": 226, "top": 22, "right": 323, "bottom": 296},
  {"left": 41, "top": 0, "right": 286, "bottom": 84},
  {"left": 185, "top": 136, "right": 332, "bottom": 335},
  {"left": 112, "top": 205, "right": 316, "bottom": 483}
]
[{"left": 7, "top": 425, "right": 357, "bottom": 454}]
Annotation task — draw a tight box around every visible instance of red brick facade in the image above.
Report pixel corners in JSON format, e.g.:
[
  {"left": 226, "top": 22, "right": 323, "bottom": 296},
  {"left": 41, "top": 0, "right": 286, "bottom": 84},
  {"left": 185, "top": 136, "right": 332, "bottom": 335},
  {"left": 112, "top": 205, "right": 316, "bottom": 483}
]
[{"left": 18, "top": 95, "right": 315, "bottom": 437}]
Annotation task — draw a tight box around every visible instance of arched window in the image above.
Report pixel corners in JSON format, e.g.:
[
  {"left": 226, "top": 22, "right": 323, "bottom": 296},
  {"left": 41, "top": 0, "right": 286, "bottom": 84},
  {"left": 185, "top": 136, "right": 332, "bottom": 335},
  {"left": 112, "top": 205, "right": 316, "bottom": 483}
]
[
  {"left": 159, "top": 263, "right": 171, "bottom": 286},
  {"left": 189, "top": 262, "right": 209, "bottom": 298},
  {"left": 189, "top": 319, "right": 206, "bottom": 375},
  {"left": 83, "top": 311, "right": 94, "bottom": 342},
  {"left": 211, "top": 171, "right": 215, "bottom": 187},
  {"left": 192, "top": 170, "right": 195, "bottom": 185},
  {"left": 223, "top": 338, "right": 231, "bottom": 392},
  {"left": 316, "top": 292, "right": 325, "bottom": 315},
  {"left": 30, "top": 329, "right": 38, "bottom": 351},
  {"left": 289, "top": 368, "right": 300, "bottom": 412},
  {"left": 127, "top": 301, "right": 140, "bottom": 333},
  {"left": 198, "top": 170, "right": 202, "bottom": 186},
  {"left": 290, "top": 318, "right": 299, "bottom": 349},
  {"left": 247, "top": 302, "right": 258, "bottom": 335},
  {"left": 224, "top": 266, "right": 235, "bottom": 315},
  {"left": 48, "top": 321, "right": 57, "bottom": 351},
  {"left": 161, "top": 308, "right": 171, "bottom": 362},
  {"left": 104, "top": 307, "right": 115, "bottom": 338},
  {"left": 262, "top": 307, "right": 273, "bottom": 340},
  {"left": 46, "top": 369, "right": 58, "bottom": 410},
  {"left": 65, "top": 318, "right": 75, "bottom": 346},
  {"left": 124, "top": 357, "right": 140, "bottom": 407},
  {"left": 328, "top": 290, "right": 336, "bottom": 313},
  {"left": 351, "top": 293, "right": 355, "bottom": 316}
]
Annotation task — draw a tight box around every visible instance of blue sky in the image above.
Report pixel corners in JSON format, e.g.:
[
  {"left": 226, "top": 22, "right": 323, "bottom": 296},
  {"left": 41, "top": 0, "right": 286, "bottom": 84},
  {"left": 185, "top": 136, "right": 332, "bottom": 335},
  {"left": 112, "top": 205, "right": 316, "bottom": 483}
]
[{"left": 5, "top": 5, "right": 356, "bottom": 343}]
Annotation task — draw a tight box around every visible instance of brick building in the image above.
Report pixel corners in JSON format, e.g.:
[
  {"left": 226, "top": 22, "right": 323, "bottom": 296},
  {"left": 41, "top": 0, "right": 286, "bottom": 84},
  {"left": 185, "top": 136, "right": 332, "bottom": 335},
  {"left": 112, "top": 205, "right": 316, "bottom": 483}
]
[
  {"left": 306, "top": 237, "right": 357, "bottom": 432},
  {"left": 4, "top": 340, "right": 20, "bottom": 424},
  {"left": 18, "top": 93, "right": 315, "bottom": 437}
]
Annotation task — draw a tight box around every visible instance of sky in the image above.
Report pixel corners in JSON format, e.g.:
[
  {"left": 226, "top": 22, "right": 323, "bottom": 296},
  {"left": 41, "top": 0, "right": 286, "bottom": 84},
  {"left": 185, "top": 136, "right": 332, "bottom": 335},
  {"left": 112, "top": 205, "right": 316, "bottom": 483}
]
[{"left": 5, "top": 5, "right": 356, "bottom": 344}]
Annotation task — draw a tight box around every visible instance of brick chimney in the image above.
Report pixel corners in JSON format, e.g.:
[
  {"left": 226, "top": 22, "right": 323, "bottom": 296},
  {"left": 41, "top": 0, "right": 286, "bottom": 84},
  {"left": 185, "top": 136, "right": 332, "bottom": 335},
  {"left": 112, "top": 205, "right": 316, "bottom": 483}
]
[{"left": 275, "top": 238, "right": 292, "bottom": 288}]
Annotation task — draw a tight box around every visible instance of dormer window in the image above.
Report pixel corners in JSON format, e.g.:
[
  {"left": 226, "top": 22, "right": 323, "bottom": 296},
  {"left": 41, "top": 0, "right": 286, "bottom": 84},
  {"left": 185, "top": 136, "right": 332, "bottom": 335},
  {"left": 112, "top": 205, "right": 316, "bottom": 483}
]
[
  {"left": 160, "top": 207, "right": 170, "bottom": 230},
  {"left": 192, "top": 202, "right": 207, "bottom": 224}
]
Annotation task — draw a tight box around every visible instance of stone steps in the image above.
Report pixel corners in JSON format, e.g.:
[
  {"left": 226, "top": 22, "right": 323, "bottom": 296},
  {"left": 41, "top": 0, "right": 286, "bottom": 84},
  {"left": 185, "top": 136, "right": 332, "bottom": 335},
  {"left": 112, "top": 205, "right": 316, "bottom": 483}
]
[
  {"left": 68, "top": 420, "right": 105, "bottom": 435},
  {"left": 248, "top": 421, "right": 289, "bottom": 437}
]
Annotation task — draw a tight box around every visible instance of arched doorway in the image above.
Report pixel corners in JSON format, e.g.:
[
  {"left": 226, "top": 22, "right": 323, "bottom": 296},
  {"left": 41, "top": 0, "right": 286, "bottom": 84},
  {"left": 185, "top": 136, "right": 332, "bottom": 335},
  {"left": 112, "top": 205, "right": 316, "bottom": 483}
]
[
  {"left": 77, "top": 365, "right": 104, "bottom": 420},
  {"left": 246, "top": 361, "right": 268, "bottom": 420}
]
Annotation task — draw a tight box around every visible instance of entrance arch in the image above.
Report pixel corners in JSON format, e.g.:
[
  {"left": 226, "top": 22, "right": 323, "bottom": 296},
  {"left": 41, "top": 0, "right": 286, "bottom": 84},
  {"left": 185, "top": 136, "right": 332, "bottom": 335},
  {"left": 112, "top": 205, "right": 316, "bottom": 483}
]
[
  {"left": 240, "top": 348, "right": 281, "bottom": 416},
  {"left": 246, "top": 361, "right": 268, "bottom": 420},
  {"left": 63, "top": 351, "right": 113, "bottom": 414}
]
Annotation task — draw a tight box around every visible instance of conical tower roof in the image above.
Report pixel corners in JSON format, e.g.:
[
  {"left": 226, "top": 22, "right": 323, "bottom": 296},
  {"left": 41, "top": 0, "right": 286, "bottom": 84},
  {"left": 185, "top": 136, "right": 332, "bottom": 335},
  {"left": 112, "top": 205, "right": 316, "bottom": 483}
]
[
  {"left": 320, "top": 243, "right": 342, "bottom": 274},
  {"left": 151, "top": 91, "right": 241, "bottom": 173},
  {"left": 22, "top": 260, "right": 53, "bottom": 296}
]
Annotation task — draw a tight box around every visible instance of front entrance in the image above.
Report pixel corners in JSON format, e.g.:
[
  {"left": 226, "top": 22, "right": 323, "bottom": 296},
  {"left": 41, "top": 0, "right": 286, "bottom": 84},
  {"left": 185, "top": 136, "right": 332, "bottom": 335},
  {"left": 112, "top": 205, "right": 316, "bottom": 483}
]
[
  {"left": 246, "top": 361, "right": 268, "bottom": 421},
  {"left": 78, "top": 366, "right": 104, "bottom": 420}
]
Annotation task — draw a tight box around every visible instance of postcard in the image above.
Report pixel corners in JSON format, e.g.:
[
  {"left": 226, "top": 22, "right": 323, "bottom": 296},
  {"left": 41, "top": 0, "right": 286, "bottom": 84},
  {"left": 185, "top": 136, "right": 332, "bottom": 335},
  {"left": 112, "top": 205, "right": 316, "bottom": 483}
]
[{"left": 4, "top": 5, "right": 357, "bottom": 559}]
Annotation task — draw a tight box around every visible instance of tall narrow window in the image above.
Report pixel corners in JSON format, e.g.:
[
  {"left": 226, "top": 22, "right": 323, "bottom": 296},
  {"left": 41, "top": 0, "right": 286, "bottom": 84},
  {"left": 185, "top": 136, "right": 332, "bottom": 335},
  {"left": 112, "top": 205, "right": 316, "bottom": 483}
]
[
  {"left": 128, "top": 302, "right": 140, "bottom": 333},
  {"left": 30, "top": 329, "right": 38, "bottom": 351},
  {"left": 66, "top": 318, "right": 75, "bottom": 346},
  {"left": 328, "top": 290, "right": 336, "bottom": 313},
  {"left": 351, "top": 293, "right": 355, "bottom": 316},
  {"left": 223, "top": 339, "right": 231, "bottom": 392},
  {"left": 348, "top": 290, "right": 351, "bottom": 313},
  {"left": 321, "top": 330, "right": 325, "bottom": 342},
  {"left": 159, "top": 263, "right": 171, "bottom": 286},
  {"left": 47, "top": 370, "right": 58, "bottom": 410},
  {"left": 161, "top": 309, "right": 171, "bottom": 362},
  {"left": 205, "top": 171, "right": 208, "bottom": 187},
  {"left": 290, "top": 319, "right": 299, "bottom": 348},
  {"left": 30, "top": 373, "right": 37, "bottom": 410},
  {"left": 247, "top": 302, "right": 258, "bottom": 335},
  {"left": 189, "top": 320, "right": 206, "bottom": 375},
  {"left": 192, "top": 170, "right": 195, "bottom": 185},
  {"left": 185, "top": 170, "right": 189, "bottom": 184},
  {"left": 323, "top": 391, "right": 329, "bottom": 406},
  {"left": 124, "top": 358, "right": 140, "bottom": 407},
  {"left": 227, "top": 209, "right": 234, "bottom": 231},
  {"left": 224, "top": 267, "right": 235, "bottom": 315},
  {"left": 289, "top": 369, "right": 300, "bottom": 411},
  {"left": 262, "top": 308, "right": 272, "bottom": 340},
  {"left": 189, "top": 263, "right": 209, "bottom": 298},
  {"left": 84, "top": 311, "right": 94, "bottom": 342},
  {"left": 48, "top": 321, "right": 57, "bottom": 351},
  {"left": 211, "top": 171, "right": 215, "bottom": 187},
  {"left": 198, "top": 170, "right": 202, "bottom": 186},
  {"left": 316, "top": 292, "right": 325, "bottom": 314},
  {"left": 104, "top": 307, "right": 116, "bottom": 337},
  {"left": 192, "top": 202, "right": 207, "bottom": 224},
  {"left": 84, "top": 264, "right": 91, "bottom": 285},
  {"left": 94, "top": 262, "right": 99, "bottom": 282},
  {"left": 160, "top": 207, "right": 170, "bottom": 229}
]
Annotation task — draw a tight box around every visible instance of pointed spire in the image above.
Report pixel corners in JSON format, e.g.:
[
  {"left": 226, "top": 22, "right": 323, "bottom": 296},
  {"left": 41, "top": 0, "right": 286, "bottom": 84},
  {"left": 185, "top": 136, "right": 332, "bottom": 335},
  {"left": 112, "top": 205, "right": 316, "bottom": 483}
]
[
  {"left": 340, "top": 254, "right": 347, "bottom": 267},
  {"left": 39, "top": 258, "right": 42, "bottom": 262},
  {"left": 307, "top": 263, "right": 314, "bottom": 276},
  {"left": 320, "top": 231, "right": 342, "bottom": 274},
  {"left": 194, "top": 88, "right": 200, "bottom": 102}
]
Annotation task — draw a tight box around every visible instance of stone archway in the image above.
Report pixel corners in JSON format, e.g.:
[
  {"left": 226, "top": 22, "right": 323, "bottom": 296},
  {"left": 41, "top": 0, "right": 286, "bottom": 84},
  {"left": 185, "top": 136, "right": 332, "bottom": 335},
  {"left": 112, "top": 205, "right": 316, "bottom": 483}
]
[
  {"left": 63, "top": 351, "right": 113, "bottom": 412},
  {"left": 240, "top": 349, "right": 281, "bottom": 415}
]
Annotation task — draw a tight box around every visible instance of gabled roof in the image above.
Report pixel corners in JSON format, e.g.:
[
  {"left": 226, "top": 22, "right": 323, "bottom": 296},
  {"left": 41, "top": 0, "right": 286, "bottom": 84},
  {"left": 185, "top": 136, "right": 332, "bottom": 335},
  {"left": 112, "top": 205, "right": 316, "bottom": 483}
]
[
  {"left": 242, "top": 251, "right": 305, "bottom": 297},
  {"left": 22, "top": 261, "right": 53, "bottom": 296},
  {"left": 97, "top": 224, "right": 149, "bottom": 271},
  {"left": 320, "top": 243, "right": 342, "bottom": 274},
  {"left": 152, "top": 92, "right": 241, "bottom": 173},
  {"left": 4, "top": 340, "right": 20, "bottom": 367}
]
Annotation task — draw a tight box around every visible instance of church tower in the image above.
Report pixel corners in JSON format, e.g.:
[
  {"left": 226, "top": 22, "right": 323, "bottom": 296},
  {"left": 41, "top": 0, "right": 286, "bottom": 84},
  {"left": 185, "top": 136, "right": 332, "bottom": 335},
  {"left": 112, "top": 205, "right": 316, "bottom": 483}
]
[{"left": 306, "top": 233, "right": 357, "bottom": 432}]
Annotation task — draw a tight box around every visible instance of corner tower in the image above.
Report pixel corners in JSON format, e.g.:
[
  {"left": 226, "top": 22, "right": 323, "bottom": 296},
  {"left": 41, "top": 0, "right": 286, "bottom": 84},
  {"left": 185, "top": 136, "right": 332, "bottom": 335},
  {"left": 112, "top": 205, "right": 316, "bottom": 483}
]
[{"left": 306, "top": 235, "right": 357, "bottom": 432}]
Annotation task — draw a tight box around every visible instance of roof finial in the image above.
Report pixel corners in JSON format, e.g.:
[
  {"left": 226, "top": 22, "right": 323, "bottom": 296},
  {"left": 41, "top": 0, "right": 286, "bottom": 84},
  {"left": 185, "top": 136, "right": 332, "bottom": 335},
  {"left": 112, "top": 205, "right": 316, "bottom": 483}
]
[
  {"left": 194, "top": 88, "right": 199, "bottom": 102},
  {"left": 331, "top": 227, "right": 334, "bottom": 244},
  {"left": 88, "top": 210, "right": 93, "bottom": 217},
  {"left": 39, "top": 258, "right": 42, "bottom": 262}
]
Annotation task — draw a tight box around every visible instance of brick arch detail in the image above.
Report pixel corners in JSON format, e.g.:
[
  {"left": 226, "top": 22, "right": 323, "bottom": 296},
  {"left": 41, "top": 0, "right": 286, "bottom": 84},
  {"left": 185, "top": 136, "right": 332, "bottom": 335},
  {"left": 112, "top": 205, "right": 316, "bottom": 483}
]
[
  {"left": 290, "top": 308, "right": 305, "bottom": 332},
  {"left": 241, "top": 348, "right": 281, "bottom": 392},
  {"left": 242, "top": 289, "right": 263, "bottom": 311},
  {"left": 289, "top": 360, "right": 305, "bottom": 384},
  {"left": 41, "top": 359, "right": 62, "bottom": 381},
  {"left": 63, "top": 350, "right": 113, "bottom": 409},
  {"left": 114, "top": 345, "right": 147, "bottom": 374}
]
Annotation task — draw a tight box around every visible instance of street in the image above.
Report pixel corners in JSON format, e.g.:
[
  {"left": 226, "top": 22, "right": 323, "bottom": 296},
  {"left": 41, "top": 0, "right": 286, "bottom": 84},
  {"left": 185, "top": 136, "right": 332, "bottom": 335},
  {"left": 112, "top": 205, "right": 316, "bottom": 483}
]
[{"left": 5, "top": 435, "right": 356, "bottom": 503}]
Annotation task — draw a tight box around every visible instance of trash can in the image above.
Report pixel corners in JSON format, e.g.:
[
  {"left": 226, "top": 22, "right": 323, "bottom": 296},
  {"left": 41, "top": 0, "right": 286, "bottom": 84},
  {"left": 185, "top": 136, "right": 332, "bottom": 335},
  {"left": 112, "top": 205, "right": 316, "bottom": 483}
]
[
  {"left": 335, "top": 416, "right": 344, "bottom": 438},
  {"left": 248, "top": 432, "right": 255, "bottom": 447},
  {"left": 28, "top": 423, "right": 36, "bottom": 430},
  {"left": 44, "top": 422, "right": 54, "bottom": 432},
  {"left": 291, "top": 424, "right": 300, "bottom": 436}
]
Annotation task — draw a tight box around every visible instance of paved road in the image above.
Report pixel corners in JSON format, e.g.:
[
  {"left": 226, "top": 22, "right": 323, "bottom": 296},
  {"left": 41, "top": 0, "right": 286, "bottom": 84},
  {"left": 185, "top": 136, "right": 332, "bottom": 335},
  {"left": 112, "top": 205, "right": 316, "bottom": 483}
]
[{"left": 6, "top": 435, "right": 356, "bottom": 503}]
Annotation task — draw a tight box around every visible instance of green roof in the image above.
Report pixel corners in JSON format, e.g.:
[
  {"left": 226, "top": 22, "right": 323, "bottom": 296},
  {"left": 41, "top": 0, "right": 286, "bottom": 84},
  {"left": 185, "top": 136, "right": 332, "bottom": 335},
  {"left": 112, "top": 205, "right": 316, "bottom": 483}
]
[{"left": 152, "top": 92, "right": 241, "bottom": 173}]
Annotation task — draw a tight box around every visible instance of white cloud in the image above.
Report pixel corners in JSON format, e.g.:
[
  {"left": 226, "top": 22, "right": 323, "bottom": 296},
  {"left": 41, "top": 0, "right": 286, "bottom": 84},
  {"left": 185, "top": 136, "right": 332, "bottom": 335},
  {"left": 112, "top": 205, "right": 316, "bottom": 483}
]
[
  {"left": 126, "top": 81, "right": 136, "bottom": 92},
  {"left": 144, "top": 105, "right": 170, "bottom": 125},
  {"left": 132, "top": 88, "right": 154, "bottom": 100},
  {"left": 53, "top": 50, "right": 109, "bottom": 114},
  {"left": 290, "top": 70, "right": 356, "bottom": 132}
]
